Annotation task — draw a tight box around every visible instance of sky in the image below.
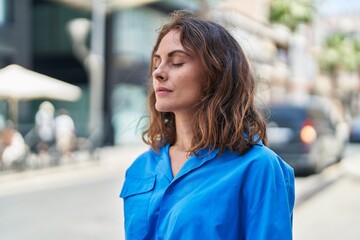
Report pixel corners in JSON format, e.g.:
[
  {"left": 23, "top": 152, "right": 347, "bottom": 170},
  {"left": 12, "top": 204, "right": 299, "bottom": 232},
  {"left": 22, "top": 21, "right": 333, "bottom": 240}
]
[{"left": 319, "top": 0, "right": 360, "bottom": 15}]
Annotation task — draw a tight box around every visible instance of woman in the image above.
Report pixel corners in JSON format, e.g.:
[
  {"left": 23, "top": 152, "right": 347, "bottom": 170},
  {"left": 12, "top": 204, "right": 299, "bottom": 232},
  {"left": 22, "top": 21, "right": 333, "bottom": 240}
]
[{"left": 120, "top": 10, "right": 295, "bottom": 240}]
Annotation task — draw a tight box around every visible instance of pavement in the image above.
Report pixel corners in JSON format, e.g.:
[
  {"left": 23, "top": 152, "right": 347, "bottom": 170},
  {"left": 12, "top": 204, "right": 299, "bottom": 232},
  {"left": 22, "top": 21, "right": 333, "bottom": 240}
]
[
  {"left": 0, "top": 144, "right": 149, "bottom": 197},
  {"left": 2, "top": 144, "right": 359, "bottom": 240},
  {"left": 293, "top": 169, "right": 360, "bottom": 240},
  {"left": 295, "top": 149, "right": 360, "bottom": 206},
  {"left": 0, "top": 143, "right": 357, "bottom": 203}
]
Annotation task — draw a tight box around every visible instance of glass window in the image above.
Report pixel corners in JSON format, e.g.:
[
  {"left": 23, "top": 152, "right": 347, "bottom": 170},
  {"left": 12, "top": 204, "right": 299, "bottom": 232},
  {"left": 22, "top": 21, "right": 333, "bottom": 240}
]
[
  {"left": 0, "top": 0, "right": 7, "bottom": 25},
  {"left": 0, "top": 0, "right": 5, "bottom": 25},
  {"left": 33, "top": 3, "right": 89, "bottom": 55},
  {"left": 0, "top": 0, "right": 12, "bottom": 26},
  {"left": 113, "top": 8, "right": 167, "bottom": 62},
  {"left": 112, "top": 83, "right": 147, "bottom": 144}
]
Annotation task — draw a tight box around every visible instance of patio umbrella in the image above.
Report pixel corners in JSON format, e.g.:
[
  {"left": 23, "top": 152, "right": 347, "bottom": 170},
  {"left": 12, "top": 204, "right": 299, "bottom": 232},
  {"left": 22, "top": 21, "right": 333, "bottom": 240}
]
[{"left": 0, "top": 64, "right": 82, "bottom": 125}]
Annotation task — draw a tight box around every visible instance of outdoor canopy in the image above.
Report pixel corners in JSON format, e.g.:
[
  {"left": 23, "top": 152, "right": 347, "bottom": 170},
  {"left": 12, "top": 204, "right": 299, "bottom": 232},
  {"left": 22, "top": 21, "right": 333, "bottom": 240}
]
[
  {"left": 0, "top": 64, "right": 82, "bottom": 101},
  {"left": 0, "top": 64, "right": 82, "bottom": 124}
]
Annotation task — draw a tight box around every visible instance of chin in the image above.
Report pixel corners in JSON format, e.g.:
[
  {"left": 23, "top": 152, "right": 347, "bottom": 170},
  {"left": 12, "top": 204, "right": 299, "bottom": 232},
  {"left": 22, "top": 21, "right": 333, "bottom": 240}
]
[{"left": 155, "top": 104, "right": 171, "bottom": 113}]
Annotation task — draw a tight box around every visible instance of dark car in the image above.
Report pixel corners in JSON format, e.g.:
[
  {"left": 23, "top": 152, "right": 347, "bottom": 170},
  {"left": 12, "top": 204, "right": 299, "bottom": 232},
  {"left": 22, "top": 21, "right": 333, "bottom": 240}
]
[{"left": 265, "top": 97, "right": 347, "bottom": 175}]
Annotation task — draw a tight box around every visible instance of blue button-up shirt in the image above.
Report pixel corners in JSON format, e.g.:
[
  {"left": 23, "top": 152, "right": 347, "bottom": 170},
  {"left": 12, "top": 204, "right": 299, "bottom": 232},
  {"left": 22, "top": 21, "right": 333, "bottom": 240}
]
[{"left": 120, "top": 142, "right": 295, "bottom": 240}]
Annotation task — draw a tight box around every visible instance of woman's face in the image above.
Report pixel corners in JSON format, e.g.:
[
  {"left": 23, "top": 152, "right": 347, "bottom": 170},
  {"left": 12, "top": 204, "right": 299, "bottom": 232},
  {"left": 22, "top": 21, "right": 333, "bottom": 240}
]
[{"left": 152, "top": 29, "right": 205, "bottom": 115}]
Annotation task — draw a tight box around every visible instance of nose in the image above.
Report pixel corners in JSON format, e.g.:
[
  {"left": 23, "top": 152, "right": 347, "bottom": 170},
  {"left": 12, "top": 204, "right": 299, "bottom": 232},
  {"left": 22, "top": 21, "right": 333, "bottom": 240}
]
[{"left": 152, "top": 64, "right": 168, "bottom": 82}]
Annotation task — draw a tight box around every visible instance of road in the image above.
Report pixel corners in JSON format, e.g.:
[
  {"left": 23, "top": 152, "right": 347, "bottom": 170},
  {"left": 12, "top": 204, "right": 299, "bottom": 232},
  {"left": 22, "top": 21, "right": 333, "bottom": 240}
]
[
  {"left": 0, "top": 144, "right": 360, "bottom": 240},
  {"left": 293, "top": 143, "right": 360, "bottom": 240},
  {"left": 0, "top": 145, "right": 146, "bottom": 240},
  {"left": 1, "top": 174, "right": 123, "bottom": 240},
  {"left": 294, "top": 174, "right": 360, "bottom": 240}
]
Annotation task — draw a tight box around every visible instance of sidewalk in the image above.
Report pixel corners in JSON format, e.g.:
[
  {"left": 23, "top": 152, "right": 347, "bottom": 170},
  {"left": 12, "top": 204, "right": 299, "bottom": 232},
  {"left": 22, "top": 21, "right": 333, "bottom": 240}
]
[
  {"left": 1, "top": 144, "right": 358, "bottom": 240},
  {"left": 295, "top": 150, "right": 360, "bottom": 205},
  {"left": 0, "top": 143, "right": 355, "bottom": 202},
  {"left": 0, "top": 144, "right": 149, "bottom": 197},
  {"left": 294, "top": 173, "right": 360, "bottom": 240}
]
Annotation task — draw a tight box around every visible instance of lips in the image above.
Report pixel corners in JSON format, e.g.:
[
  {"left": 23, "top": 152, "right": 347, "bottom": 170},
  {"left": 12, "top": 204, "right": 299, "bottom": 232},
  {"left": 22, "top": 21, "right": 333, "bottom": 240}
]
[{"left": 156, "top": 87, "right": 172, "bottom": 93}]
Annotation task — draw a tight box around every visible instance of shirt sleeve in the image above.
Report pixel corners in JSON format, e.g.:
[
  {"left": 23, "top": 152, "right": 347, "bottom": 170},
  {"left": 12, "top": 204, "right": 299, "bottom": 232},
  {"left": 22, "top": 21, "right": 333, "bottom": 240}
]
[{"left": 242, "top": 153, "right": 295, "bottom": 240}]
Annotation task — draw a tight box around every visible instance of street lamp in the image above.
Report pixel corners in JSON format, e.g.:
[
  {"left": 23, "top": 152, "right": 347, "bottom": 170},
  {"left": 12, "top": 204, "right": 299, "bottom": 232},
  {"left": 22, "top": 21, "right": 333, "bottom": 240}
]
[
  {"left": 67, "top": 0, "right": 106, "bottom": 148},
  {"left": 66, "top": 18, "right": 91, "bottom": 62},
  {"left": 66, "top": 0, "right": 161, "bottom": 147}
]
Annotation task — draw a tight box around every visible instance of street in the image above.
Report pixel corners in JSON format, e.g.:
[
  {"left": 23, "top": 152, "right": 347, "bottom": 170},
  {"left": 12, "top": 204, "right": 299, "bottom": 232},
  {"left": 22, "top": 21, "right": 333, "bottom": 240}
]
[
  {"left": 0, "top": 144, "right": 360, "bottom": 240},
  {"left": 294, "top": 175, "right": 360, "bottom": 240},
  {"left": 293, "top": 143, "right": 360, "bottom": 240},
  {"left": 0, "top": 145, "right": 147, "bottom": 240}
]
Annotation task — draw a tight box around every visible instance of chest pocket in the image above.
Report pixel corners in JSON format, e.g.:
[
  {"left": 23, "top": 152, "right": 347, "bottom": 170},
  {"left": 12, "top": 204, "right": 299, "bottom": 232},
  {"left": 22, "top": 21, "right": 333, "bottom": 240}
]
[{"left": 120, "top": 175, "right": 156, "bottom": 240}]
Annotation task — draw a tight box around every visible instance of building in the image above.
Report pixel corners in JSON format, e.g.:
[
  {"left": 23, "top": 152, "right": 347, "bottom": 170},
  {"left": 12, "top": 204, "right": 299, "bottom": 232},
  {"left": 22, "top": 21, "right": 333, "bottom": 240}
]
[
  {"left": 0, "top": 0, "right": 296, "bottom": 146},
  {"left": 207, "top": 0, "right": 293, "bottom": 103},
  {"left": 313, "top": 0, "right": 360, "bottom": 114}
]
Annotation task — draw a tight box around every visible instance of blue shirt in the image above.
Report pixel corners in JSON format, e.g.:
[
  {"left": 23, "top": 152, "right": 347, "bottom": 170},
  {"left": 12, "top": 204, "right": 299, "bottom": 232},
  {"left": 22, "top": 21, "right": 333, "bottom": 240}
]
[{"left": 120, "top": 143, "right": 295, "bottom": 240}]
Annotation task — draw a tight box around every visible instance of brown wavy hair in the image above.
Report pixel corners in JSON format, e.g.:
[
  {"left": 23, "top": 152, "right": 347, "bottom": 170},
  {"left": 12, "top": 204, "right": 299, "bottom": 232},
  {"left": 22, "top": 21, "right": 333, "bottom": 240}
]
[{"left": 142, "top": 10, "right": 267, "bottom": 155}]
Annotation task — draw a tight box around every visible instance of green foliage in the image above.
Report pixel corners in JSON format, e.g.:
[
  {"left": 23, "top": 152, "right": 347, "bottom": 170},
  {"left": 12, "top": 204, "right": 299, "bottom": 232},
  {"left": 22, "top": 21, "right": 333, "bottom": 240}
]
[
  {"left": 318, "top": 32, "right": 360, "bottom": 74},
  {"left": 269, "top": 0, "right": 316, "bottom": 31}
]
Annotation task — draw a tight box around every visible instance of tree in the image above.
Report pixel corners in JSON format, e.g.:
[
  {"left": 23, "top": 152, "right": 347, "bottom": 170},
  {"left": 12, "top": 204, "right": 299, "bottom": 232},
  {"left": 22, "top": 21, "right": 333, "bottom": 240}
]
[
  {"left": 318, "top": 32, "right": 360, "bottom": 75},
  {"left": 317, "top": 32, "right": 360, "bottom": 113},
  {"left": 269, "top": 0, "right": 316, "bottom": 31}
]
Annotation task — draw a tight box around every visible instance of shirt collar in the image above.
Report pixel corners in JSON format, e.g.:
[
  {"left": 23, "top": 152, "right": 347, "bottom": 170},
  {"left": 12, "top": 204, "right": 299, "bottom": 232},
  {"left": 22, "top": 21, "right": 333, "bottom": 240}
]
[
  {"left": 157, "top": 144, "right": 219, "bottom": 181},
  {"left": 175, "top": 147, "right": 219, "bottom": 180}
]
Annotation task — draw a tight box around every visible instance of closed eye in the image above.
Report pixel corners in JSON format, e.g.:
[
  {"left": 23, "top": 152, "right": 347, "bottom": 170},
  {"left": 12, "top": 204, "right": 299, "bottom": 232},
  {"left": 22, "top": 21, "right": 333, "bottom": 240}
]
[{"left": 172, "top": 63, "right": 184, "bottom": 67}]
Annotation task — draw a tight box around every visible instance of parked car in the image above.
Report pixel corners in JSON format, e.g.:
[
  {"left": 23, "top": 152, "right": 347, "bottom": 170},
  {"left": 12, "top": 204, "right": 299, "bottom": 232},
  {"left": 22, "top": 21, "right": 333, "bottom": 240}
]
[
  {"left": 349, "top": 116, "right": 360, "bottom": 143},
  {"left": 264, "top": 97, "right": 347, "bottom": 175}
]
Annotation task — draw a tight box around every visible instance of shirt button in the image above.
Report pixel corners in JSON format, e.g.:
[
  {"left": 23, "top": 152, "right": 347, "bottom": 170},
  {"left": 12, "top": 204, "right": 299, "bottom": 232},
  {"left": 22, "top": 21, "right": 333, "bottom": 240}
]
[{"left": 167, "top": 188, "right": 173, "bottom": 194}]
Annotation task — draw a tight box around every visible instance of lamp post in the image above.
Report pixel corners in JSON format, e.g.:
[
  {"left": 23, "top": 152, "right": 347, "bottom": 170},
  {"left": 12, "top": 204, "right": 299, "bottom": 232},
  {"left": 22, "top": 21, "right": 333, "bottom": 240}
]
[
  {"left": 67, "top": 0, "right": 107, "bottom": 147},
  {"left": 66, "top": 0, "right": 161, "bottom": 147}
]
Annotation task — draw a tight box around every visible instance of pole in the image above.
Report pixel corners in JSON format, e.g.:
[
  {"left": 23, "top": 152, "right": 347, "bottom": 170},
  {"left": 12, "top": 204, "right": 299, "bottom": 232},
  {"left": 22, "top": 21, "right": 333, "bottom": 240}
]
[{"left": 88, "top": 0, "right": 106, "bottom": 147}]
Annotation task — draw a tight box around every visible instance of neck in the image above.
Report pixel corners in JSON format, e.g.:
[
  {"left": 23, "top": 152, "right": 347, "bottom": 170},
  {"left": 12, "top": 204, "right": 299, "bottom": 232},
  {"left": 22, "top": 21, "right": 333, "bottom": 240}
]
[{"left": 173, "top": 112, "right": 194, "bottom": 151}]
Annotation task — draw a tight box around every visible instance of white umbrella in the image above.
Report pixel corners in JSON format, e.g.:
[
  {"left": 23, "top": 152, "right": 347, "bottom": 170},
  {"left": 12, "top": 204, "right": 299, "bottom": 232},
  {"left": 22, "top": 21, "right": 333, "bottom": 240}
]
[
  {"left": 0, "top": 64, "right": 82, "bottom": 101},
  {"left": 0, "top": 64, "right": 82, "bottom": 124}
]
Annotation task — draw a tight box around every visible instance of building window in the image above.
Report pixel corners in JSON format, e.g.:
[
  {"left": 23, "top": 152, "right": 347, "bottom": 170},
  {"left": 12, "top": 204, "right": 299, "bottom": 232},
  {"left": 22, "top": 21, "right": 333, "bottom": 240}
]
[{"left": 0, "top": 0, "right": 12, "bottom": 26}]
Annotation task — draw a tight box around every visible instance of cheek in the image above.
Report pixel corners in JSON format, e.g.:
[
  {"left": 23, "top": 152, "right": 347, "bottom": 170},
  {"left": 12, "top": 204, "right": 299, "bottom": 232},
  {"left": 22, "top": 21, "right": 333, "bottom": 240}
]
[
  {"left": 185, "top": 82, "right": 204, "bottom": 102},
  {"left": 192, "top": 73, "right": 206, "bottom": 95}
]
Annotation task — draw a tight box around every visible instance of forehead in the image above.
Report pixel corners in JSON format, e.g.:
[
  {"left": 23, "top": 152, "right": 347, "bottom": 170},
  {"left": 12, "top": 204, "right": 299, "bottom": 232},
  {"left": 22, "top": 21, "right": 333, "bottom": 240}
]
[{"left": 155, "top": 29, "right": 184, "bottom": 54}]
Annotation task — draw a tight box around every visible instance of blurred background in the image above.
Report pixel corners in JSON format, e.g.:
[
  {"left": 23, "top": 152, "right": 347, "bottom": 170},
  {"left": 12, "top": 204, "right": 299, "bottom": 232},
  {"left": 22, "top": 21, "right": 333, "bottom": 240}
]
[{"left": 0, "top": 0, "right": 359, "bottom": 239}]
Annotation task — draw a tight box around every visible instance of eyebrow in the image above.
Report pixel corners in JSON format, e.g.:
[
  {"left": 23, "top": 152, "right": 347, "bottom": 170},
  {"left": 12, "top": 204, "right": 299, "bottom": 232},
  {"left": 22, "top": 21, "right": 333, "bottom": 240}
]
[{"left": 153, "top": 49, "right": 191, "bottom": 59}]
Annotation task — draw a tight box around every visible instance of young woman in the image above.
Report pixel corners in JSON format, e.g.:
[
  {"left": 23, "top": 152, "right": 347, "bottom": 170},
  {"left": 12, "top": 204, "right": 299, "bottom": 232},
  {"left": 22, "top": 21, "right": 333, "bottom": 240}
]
[{"left": 120, "top": 10, "right": 295, "bottom": 240}]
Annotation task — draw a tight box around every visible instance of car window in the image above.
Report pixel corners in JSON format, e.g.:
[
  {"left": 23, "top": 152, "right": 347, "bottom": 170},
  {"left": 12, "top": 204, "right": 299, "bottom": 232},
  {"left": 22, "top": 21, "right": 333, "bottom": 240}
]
[{"left": 268, "top": 106, "right": 306, "bottom": 130}]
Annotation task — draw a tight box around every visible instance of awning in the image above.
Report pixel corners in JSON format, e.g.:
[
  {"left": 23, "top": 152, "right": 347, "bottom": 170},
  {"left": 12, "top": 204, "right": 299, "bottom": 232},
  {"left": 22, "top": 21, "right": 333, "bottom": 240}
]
[
  {"left": 49, "top": 0, "right": 160, "bottom": 11},
  {"left": 0, "top": 64, "right": 82, "bottom": 125},
  {"left": 0, "top": 64, "right": 82, "bottom": 101}
]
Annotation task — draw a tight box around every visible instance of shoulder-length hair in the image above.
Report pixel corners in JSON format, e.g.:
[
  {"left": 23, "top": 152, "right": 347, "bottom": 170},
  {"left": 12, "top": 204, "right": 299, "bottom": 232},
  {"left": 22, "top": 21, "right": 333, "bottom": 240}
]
[{"left": 142, "top": 10, "right": 267, "bottom": 155}]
